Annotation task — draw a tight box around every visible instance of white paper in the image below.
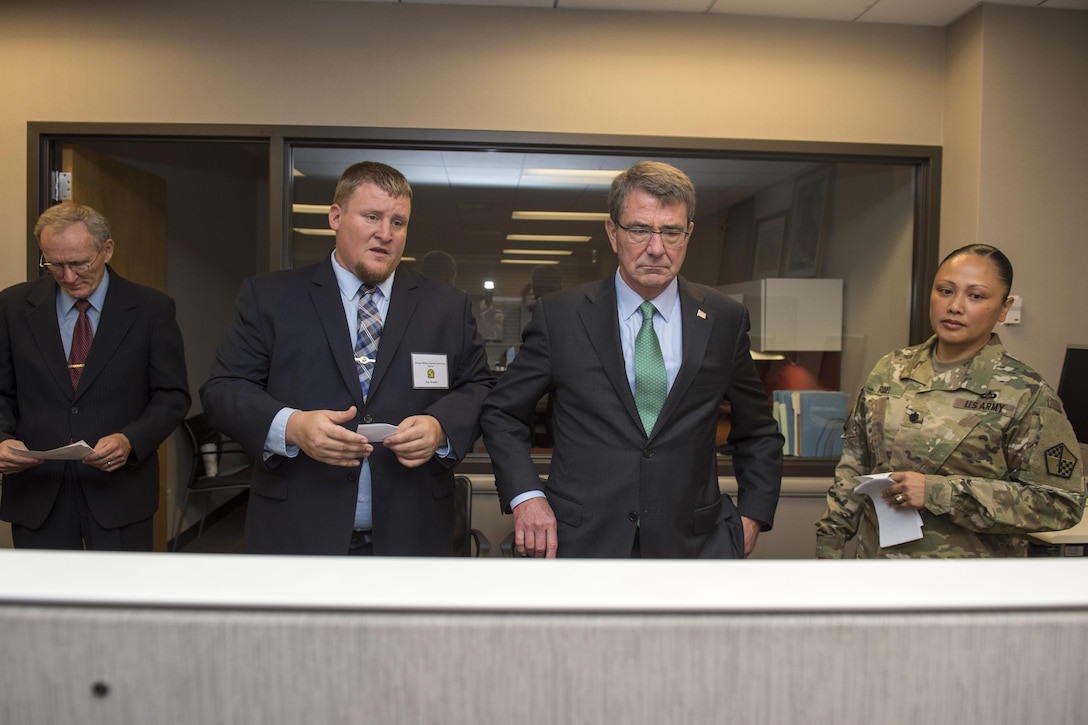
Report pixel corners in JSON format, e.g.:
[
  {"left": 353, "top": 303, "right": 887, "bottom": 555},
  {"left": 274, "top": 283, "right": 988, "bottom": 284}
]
[
  {"left": 854, "top": 474, "right": 924, "bottom": 548},
  {"left": 12, "top": 440, "right": 95, "bottom": 461},
  {"left": 356, "top": 423, "right": 399, "bottom": 442}
]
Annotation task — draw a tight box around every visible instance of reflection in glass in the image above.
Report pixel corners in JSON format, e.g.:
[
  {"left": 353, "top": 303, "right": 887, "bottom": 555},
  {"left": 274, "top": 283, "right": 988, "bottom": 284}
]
[{"left": 288, "top": 146, "right": 918, "bottom": 456}]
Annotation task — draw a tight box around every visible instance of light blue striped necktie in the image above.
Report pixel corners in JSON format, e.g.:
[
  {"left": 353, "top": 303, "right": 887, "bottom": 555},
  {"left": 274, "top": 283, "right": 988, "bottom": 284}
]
[{"left": 354, "top": 284, "right": 382, "bottom": 400}]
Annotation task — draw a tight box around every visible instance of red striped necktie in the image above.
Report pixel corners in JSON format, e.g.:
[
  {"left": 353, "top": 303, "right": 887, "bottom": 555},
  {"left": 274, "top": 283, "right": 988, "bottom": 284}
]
[{"left": 68, "top": 299, "right": 93, "bottom": 390}]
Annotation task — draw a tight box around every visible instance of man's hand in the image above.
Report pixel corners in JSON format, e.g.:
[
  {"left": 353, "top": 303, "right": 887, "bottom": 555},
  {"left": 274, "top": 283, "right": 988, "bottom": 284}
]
[
  {"left": 285, "top": 406, "right": 370, "bottom": 467},
  {"left": 0, "top": 439, "right": 42, "bottom": 475},
  {"left": 741, "top": 516, "right": 762, "bottom": 558},
  {"left": 383, "top": 415, "right": 445, "bottom": 468},
  {"left": 83, "top": 433, "right": 133, "bottom": 472},
  {"left": 512, "top": 496, "right": 558, "bottom": 558}
]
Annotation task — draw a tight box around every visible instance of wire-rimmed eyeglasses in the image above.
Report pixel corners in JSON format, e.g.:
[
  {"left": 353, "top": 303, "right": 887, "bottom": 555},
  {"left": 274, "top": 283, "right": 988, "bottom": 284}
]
[
  {"left": 39, "top": 248, "right": 103, "bottom": 276},
  {"left": 614, "top": 222, "right": 690, "bottom": 247}
]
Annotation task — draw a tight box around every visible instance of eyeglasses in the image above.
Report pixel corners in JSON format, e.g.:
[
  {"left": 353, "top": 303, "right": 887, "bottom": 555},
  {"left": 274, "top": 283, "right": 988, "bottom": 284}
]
[
  {"left": 614, "top": 222, "right": 690, "bottom": 247},
  {"left": 39, "top": 248, "right": 103, "bottom": 276}
]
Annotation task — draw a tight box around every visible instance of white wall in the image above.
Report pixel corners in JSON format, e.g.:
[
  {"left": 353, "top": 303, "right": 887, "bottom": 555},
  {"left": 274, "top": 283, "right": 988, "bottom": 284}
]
[
  {"left": 0, "top": 0, "right": 947, "bottom": 291},
  {"left": 944, "top": 5, "right": 1088, "bottom": 384}
]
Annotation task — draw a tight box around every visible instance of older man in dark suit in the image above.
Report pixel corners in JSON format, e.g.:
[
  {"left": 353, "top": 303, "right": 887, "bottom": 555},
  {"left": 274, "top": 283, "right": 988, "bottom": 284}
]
[
  {"left": 482, "top": 161, "right": 783, "bottom": 558},
  {"left": 0, "top": 202, "right": 190, "bottom": 550},
  {"left": 200, "top": 162, "right": 493, "bottom": 556}
]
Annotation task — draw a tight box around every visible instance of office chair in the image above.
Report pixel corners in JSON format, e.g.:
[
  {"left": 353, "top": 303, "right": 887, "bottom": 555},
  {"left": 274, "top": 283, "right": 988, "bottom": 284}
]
[
  {"left": 453, "top": 475, "right": 491, "bottom": 557},
  {"left": 170, "top": 414, "right": 253, "bottom": 552}
]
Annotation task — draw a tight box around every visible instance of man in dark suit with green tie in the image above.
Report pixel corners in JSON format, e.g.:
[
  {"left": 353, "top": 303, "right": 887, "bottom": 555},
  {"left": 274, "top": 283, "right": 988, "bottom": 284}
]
[
  {"left": 482, "top": 161, "right": 783, "bottom": 558},
  {"left": 0, "top": 202, "right": 190, "bottom": 550}
]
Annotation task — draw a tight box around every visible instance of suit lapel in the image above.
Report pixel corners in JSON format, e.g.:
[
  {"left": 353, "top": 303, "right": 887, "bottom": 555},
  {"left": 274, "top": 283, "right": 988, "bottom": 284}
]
[
  {"left": 369, "top": 268, "right": 420, "bottom": 403},
  {"left": 654, "top": 277, "right": 714, "bottom": 435},
  {"left": 74, "top": 269, "right": 138, "bottom": 401},
  {"left": 310, "top": 261, "right": 365, "bottom": 411},
  {"left": 578, "top": 280, "right": 643, "bottom": 433},
  {"left": 24, "top": 277, "right": 72, "bottom": 398}
]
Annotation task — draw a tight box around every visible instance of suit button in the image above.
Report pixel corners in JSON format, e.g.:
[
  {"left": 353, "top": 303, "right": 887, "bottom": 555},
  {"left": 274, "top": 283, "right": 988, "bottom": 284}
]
[
  {"left": 71, "top": 407, "right": 78, "bottom": 414},
  {"left": 363, "top": 415, "right": 373, "bottom": 424},
  {"left": 628, "top": 512, "right": 638, "bottom": 522},
  {"left": 642, "top": 448, "right": 653, "bottom": 458}
]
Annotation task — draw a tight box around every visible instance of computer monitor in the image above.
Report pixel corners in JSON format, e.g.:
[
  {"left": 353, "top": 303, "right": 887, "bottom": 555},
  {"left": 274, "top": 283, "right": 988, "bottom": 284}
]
[{"left": 1057, "top": 345, "right": 1088, "bottom": 443}]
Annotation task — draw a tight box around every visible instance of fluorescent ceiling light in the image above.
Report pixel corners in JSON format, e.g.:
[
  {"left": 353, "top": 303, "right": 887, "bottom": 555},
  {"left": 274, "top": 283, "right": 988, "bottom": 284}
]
[
  {"left": 501, "top": 259, "right": 561, "bottom": 265},
  {"left": 293, "top": 228, "right": 335, "bottom": 236},
  {"left": 501, "top": 249, "right": 573, "bottom": 256},
  {"left": 511, "top": 211, "right": 610, "bottom": 222},
  {"left": 522, "top": 168, "right": 621, "bottom": 185},
  {"left": 293, "top": 203, "right": 330, "bottom": 215},
  {"left": 506, "top": 234, "right": 591, "bottom": 243}
]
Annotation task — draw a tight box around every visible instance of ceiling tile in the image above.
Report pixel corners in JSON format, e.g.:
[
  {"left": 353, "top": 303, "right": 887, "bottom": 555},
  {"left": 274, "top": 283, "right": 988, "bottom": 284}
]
[
  {"left": 557, "top": 0, "right": 713, "bottom": 11},
  {"left": 707, "top": 0, "right": 872, "bottom": 22},
  {"left": 859, "top": 0, "right": 991, "bottom": 26},
  {"left": 402, "top": 0, "right": 554, "bottom": 5}
]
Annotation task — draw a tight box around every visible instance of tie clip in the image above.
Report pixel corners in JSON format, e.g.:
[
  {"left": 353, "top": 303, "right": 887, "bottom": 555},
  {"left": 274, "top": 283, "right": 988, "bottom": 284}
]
[
  {"left": 354, "top": 355, "right": 375, "bottom": 365},
  {"left": 67, "top": 363, "right": 86, "bottom": 369}
]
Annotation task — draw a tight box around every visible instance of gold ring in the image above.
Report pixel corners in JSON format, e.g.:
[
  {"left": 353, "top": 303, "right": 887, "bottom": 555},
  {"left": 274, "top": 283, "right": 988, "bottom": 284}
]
[{"left": 894, "top": 494, "right": 905, "bottom": 504}]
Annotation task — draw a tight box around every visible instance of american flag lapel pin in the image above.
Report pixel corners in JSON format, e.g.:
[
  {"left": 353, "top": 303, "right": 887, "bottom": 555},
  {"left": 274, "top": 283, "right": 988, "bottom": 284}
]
[{"left": 697, "top": 309, "right": 707, "bottom": 319}]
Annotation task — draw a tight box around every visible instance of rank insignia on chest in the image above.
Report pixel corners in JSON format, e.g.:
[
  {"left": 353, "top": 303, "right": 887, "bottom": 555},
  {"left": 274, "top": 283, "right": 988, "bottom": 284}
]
[{"left": 1045, "top": 443, "right": 1078, "bottom": 479}]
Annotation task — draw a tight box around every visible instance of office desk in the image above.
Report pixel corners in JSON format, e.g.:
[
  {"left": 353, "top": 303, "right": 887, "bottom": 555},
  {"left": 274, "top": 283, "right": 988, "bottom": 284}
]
[{"left": 1029, "top": 514, "right": 1088, "bottom": 556}]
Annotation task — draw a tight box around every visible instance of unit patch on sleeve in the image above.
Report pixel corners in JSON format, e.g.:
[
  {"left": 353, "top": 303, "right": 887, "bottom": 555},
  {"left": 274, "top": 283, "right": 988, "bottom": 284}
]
[{"left": 1044, "top": 443, "right": 1078, "bottom": 479}]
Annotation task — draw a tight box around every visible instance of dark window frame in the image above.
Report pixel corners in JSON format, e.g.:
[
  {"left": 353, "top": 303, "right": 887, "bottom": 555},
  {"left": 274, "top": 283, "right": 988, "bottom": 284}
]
[{"left": 28, "top": 122, "right": 941, "bottom": 477}]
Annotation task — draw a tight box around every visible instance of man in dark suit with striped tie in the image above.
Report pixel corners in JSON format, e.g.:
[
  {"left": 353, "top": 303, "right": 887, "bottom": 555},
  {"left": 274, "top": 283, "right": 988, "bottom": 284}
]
[
  {"left": 200, "top": 162, "right": 494, "bottom": 556},
  {"left": 0, "top": 202, "right": 190, "bottom": 550}
]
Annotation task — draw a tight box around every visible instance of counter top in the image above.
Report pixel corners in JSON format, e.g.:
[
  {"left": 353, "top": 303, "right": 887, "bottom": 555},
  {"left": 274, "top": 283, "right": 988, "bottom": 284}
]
[{"left": 1, "top": 551, "right": 1085, "bottom": 613}]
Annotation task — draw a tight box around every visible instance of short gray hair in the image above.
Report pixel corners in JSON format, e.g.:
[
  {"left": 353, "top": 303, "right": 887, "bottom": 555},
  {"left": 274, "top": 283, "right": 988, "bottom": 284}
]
[{"left": 34, "top": 201, "right": 112, "bottom": 250}]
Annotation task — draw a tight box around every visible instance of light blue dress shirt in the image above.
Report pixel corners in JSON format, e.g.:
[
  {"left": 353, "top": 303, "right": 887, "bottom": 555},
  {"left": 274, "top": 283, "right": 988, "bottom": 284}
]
[{"left": 57, "top": 269, "right": 110, "bottom": 356}]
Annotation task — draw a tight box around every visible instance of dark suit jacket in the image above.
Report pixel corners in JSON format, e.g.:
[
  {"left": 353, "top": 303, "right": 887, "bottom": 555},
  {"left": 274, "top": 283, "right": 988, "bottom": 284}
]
[
  {"left": 0, "top": 268, "right": 190, "bottom": 532},
  {"left": 199, "top": 261, "right": 494, "bottom": 556},
  {"left": 481, "top": 276, "right": 783, "bottom": 558}
]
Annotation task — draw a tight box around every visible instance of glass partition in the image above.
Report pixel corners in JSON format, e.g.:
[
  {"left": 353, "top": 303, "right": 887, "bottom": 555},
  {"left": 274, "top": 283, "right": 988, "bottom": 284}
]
[{"left": 288, "top": 142, "right": 931, "bottom": 464}]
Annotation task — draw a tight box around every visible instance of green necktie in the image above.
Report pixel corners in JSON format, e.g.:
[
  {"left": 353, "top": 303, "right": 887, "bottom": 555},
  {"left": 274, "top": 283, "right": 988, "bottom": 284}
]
[{"left": 634, "top": 301, "right": 667, "bottom": 435}]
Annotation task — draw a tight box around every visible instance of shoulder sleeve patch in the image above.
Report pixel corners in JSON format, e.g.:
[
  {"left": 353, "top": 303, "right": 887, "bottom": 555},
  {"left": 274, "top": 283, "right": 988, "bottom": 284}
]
[{"left": 1045, "top": 443, "right": 1078, "bottom": 479}]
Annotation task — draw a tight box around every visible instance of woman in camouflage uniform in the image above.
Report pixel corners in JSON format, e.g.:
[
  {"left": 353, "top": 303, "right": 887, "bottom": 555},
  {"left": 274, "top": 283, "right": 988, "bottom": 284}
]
[{"left": 816, "top": 244, "right": 1084, "bottom": 557}]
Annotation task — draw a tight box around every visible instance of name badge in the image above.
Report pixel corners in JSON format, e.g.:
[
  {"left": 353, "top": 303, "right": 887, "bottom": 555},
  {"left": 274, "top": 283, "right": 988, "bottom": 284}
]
[
  {"left": 412, "top": 353, "right": 450, "bottom": 389},
  {"left": 953, "top": 397, "right": 1009, "bottom": 415}
]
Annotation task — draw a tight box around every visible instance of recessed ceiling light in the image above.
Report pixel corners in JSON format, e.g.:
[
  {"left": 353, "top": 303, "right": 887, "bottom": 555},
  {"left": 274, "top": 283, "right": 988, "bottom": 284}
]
[
  {"left": 501, "top": 249, "right": 573, "bottom": 256},
  {"left": 505, "top": 234, "right": 591, "bottom": 243},
  {"left": 511, "top": 211, "right": 610, "bottom": 222},
  {"left": 522, "top": 168, "right": 621, "bottom": 185},
  {"left": 293, "top": 203, "right": 330, "bottom": 215}
]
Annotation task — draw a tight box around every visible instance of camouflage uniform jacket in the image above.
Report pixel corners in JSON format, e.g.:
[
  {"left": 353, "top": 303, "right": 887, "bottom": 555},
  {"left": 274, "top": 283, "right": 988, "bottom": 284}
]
[{"left": 816, "top": 334, "right": 1084, "bottom": 558}]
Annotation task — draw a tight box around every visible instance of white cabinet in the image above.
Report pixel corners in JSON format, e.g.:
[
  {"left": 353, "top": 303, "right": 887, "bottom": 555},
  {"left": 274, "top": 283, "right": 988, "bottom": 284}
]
[{"left": 718, "top": 278, "right": 843, "bottom": 351}]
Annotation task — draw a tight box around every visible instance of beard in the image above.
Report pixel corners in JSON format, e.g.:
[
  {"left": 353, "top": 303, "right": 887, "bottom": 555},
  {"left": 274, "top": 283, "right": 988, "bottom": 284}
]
[{"left": 350, "top": 255, "right": 398, "bottom": 286}]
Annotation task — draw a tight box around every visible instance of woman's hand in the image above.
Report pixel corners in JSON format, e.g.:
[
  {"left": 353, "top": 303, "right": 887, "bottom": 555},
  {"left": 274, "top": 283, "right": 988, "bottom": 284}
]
[{"left": 882, "top": 471, "right": 926, "bottom": 510}]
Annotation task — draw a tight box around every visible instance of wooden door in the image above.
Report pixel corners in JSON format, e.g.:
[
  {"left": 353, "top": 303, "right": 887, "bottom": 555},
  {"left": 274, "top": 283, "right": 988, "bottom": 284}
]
[{"left": 62, "top": 146, "right": 173, "bottom": 551}]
